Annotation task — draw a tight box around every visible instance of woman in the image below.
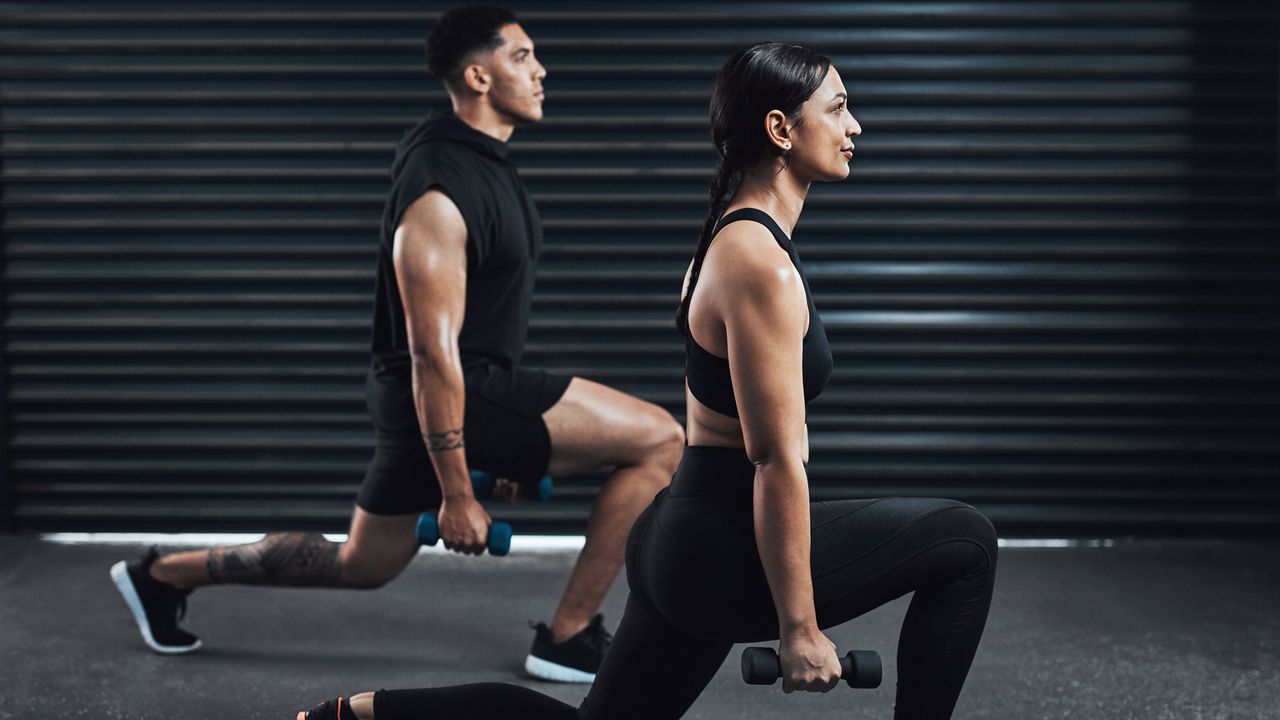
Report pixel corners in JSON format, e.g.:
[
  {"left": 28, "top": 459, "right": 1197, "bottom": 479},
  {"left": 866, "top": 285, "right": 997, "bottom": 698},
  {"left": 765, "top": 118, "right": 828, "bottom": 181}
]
[{"left": 299, "top": 42, "right": 997, "bottom": 720}]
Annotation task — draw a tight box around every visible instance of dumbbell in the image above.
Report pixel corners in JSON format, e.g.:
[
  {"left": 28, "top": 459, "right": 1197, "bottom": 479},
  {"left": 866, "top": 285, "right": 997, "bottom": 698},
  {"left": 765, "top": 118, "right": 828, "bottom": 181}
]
[
  {"left": 740, "top": 646, "right": 882, "bottom": 689},
  {"left": 470, "top": 470, "right": 554, "bottom": 502},
  {"left": 415, "top": 512, "right": 512, "bottom": 557}
]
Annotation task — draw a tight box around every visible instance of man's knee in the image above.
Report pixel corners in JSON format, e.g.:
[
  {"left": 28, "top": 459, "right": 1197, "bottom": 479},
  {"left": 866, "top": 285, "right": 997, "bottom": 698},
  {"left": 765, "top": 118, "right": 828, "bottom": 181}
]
[{"left": 641, "top": 406, "right": 685, "bottom": 471}]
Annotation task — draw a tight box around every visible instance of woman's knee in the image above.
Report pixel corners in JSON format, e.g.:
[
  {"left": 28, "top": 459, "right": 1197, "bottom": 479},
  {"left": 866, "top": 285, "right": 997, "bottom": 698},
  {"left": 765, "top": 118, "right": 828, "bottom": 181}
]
[{"left": 943, "top": 503, "right": 998, "bottom": 575}]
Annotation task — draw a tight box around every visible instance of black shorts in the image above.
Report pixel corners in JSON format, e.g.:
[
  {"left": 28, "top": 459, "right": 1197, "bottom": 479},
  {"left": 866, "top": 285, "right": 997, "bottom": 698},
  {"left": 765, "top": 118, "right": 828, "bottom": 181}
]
[{"left": 356, "top": 362, "right": 573, "bottom": 515}]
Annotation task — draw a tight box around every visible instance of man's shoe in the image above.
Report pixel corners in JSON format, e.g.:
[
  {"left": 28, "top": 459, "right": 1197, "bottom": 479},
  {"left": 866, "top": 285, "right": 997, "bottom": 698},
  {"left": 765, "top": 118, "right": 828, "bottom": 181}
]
[
  {"left": 524, "top": 614, "right": 611, "bottom": 683},
  {"left": 110, "top": 546, "right": 202, "bottom": 654}
]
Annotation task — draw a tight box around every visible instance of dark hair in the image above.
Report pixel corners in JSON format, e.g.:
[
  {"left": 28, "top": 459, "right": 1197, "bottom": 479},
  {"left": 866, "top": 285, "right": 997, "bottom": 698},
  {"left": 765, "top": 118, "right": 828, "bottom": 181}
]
[
  {"left": 425, "top": 5, "right": 518, "bottom": 92},
  {"left": 675, "top": 42, "right": 831, "bottom": 335}
]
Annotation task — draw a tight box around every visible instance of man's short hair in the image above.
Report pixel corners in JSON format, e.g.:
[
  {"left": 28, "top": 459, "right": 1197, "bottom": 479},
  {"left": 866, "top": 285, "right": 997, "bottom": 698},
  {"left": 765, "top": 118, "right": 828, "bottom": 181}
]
[{"left": 426, "top": 5, "right": 518, "bottom": 92}]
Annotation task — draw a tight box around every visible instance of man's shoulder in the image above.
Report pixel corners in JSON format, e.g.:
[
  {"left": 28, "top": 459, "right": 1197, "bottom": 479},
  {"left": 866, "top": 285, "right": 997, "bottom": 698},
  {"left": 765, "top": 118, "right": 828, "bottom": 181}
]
[{"left": 398, "top": 139, "right": 471, "bottom": 173}]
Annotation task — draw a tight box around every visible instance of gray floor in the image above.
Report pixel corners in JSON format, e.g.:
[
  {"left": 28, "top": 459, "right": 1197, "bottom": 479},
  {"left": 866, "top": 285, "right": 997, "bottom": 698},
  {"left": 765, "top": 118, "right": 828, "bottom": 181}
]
[{"left": 2, "top": 535, "right": 1278, "bottom": 720}]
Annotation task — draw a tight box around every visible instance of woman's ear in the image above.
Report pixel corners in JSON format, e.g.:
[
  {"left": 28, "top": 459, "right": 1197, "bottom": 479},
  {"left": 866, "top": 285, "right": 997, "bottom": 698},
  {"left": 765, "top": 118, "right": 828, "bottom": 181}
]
[{"left": 764, "top": 109, "right": 792, "bottom": 152}]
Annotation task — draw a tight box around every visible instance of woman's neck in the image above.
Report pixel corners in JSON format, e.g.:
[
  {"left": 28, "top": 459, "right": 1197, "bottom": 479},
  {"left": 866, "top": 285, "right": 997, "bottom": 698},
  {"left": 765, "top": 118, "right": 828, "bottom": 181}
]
[{"left": 728, "top": 164, "right": 810, "bottom": 238}]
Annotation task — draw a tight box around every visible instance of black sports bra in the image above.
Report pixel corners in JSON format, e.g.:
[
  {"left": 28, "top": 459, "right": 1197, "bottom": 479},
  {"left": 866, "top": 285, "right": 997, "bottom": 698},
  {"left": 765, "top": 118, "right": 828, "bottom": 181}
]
[{"left": 683, "top": 208, "right": 833, "bottom": 419}]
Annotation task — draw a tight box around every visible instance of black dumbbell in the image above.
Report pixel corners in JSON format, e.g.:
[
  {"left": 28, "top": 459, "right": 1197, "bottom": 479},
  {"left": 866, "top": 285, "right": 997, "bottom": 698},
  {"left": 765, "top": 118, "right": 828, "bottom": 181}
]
[{"left": 740, "top": 646, "right": 882, "bottom": 689}]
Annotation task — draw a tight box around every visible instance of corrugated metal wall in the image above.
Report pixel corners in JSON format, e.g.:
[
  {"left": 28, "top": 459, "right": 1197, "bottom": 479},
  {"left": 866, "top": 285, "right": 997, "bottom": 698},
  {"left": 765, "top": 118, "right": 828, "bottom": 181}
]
[{"left": 2, "top": 1, "right": 1278, "bottom": 535}]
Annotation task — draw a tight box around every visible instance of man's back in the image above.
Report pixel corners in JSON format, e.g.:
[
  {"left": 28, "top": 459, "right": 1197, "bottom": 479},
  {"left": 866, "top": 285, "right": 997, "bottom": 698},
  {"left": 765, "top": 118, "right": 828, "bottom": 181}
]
[{"left": 370, "top": 110, "right": 542, "bottom": 378}]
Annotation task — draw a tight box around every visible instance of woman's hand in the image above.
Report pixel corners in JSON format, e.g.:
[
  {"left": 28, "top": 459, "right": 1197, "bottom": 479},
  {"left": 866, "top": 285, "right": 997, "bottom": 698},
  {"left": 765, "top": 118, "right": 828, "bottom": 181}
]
[{"left": 778, "top": 625, "right": 842, "bottom": 693}]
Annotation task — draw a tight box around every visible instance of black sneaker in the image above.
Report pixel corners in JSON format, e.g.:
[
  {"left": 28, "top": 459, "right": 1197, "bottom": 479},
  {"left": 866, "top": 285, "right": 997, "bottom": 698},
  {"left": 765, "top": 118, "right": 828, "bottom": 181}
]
[
  {"left": 524, "top": 614, "right": 611, "bottom": 683},
  {"left": 110, "top": 547, "right": 201, "bottom": 654},
  {"left": 300, "top": 696, "right": 350, "bottom": 720}
]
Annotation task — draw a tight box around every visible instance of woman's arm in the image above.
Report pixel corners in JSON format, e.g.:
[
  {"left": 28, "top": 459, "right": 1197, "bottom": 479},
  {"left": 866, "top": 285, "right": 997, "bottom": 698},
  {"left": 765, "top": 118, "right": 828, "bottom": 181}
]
[{"left": 713, "top": 225, "right": 841, "bottom": 693}]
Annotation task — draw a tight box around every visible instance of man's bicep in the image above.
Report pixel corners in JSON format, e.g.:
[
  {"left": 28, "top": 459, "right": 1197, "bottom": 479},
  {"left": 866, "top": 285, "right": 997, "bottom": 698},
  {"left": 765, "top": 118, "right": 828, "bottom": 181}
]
[{"left": 392, "top": 189, "right": 469, "bottom": 353}]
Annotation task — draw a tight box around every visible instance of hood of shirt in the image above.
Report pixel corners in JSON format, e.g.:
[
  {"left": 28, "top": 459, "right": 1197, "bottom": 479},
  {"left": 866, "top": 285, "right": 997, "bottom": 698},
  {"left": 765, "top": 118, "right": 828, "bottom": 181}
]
[{"left": 391, "top": 109, "right": 510, "bottom": 178}]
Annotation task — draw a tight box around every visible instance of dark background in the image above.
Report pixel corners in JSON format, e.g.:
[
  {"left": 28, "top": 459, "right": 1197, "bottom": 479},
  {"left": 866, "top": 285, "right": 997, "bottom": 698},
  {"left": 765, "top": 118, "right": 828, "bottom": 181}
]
[{"left": 1, "top": 1, "right": 1278, "bottom": 536}]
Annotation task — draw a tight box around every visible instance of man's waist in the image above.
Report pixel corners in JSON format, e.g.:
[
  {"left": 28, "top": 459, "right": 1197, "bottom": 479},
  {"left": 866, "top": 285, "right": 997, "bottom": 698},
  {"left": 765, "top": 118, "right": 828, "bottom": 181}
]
[{"left": 370, "top": 351, "right": 515, "bottom": 377}]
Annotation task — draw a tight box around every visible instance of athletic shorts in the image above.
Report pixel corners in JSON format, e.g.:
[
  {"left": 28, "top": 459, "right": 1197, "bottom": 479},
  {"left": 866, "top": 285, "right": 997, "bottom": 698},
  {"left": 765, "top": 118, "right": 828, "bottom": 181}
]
[{"left": 356, "top": 362, "right": 573, "bottom": 515}]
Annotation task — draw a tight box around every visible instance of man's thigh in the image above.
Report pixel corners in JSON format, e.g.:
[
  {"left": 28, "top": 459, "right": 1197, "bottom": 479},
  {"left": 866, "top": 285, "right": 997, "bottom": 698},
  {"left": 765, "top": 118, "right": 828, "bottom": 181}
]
[
  {"left": 543, "top": 376, "right": 682, "bottom": 477},
  {"left": 461, "top": 364, "right": 572, "bottom": 487}
]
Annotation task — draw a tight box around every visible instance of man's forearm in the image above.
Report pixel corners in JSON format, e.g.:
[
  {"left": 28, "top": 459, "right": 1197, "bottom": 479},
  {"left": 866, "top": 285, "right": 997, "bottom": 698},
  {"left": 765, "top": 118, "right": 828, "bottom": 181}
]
[{"left": 410, "top": 351, "right": 473, "bottom": 500}]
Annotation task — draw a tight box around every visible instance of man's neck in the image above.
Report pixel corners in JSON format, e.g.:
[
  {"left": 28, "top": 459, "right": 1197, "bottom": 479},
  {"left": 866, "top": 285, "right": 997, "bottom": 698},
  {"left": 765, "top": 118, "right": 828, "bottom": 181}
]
[{"left": 450, "top": 99, "right": 517, "bottom": 143}]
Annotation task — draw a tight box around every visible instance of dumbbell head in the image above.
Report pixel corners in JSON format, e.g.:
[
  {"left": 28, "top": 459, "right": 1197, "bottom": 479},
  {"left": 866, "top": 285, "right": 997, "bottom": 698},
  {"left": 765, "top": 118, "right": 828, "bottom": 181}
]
[
  {"left": 842, "top": 650, "right": 882, "bottom": 688},
  {"left": 488, "top": 522, "right": 513, "bottom": 556},
  {"left": 741, "top": 646, "right": 780, "bottom": 685},
  {"left": 415, "top": 513, "right": 440, "bottom": 546},
  {"left": 469, "top": 470, "right": 495, "bottom": 497},
  {"left": 534, "top": 475, "right": 553, "bottom": 502}
]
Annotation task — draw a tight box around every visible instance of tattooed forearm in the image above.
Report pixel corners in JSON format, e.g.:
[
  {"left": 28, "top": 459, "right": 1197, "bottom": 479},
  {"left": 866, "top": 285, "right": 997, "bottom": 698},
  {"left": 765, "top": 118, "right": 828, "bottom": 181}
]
[
  {"left": 425, "top": 427, "right": 464, "bottom": 452},
  {"left": 206, "top": 532, "right": 342, "bottom": 587}
]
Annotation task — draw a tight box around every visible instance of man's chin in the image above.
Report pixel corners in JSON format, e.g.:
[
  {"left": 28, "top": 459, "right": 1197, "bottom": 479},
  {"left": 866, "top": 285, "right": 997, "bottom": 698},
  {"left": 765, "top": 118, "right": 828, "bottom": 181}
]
[{"left": 499, "top": 106, "right": 543, "bottom": 126}]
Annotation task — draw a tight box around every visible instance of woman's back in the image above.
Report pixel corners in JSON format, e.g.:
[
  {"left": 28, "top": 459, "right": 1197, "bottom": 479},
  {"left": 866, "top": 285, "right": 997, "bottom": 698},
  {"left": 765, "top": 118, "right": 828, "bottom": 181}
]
[{"left": 681, "top": 207, "right": 833, "bottom": 457}]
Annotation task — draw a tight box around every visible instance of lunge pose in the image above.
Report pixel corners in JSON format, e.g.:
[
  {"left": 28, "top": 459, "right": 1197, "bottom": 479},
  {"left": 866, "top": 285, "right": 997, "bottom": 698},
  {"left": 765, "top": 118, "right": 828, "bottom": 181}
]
[
  {"left": 111, "top": 5, "right": 684, "bottom": 682},
  {"left": 295, "top": 40, "right": 997, "bottom": 720}
]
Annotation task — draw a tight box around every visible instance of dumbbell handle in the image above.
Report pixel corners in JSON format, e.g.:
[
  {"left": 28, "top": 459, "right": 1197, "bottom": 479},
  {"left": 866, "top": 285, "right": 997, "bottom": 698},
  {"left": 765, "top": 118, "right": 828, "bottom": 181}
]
[
  {"left": 415, "top": 513, "right": 512, "bottom": 557},
  {"left": 740, "top": 646, "right": 882, "bottom": 689}
]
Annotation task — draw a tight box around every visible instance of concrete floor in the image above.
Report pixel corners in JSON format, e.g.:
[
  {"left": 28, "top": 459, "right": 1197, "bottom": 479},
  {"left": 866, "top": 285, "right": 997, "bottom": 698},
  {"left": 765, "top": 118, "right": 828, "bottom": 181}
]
[{"left": 1, "top": 535, "right": 1278, "bottom": 720}]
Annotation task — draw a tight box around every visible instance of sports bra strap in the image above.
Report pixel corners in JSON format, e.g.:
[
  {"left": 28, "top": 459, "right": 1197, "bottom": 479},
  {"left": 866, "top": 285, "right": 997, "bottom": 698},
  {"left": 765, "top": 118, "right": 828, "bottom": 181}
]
[{"left": 681, "top": 208, "right": 793, "bottom": 333}]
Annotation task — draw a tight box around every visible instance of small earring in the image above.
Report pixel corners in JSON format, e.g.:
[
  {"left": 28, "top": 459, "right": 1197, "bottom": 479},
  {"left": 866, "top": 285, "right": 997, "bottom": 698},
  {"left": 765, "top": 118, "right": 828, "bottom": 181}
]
[{"left": 783, "top": 143, "right": 791, "bottom": 150}]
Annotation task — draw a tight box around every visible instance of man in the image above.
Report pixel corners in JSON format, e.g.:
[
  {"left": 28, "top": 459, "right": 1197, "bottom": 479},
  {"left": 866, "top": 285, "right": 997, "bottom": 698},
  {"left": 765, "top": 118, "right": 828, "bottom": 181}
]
[{"left": 110, "top": 5, "right": 683, "bottom": 683}]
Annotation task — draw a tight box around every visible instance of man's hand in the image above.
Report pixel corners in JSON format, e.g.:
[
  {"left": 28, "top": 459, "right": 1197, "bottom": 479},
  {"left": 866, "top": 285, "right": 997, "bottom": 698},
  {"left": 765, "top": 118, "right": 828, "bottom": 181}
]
[{"left": 437, "top": 494, "right": 492, "bottom": 556}]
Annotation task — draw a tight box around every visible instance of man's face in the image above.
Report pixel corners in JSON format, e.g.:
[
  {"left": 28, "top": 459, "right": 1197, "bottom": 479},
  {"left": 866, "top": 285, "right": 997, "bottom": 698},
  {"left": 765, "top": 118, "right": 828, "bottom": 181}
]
[{"left": 481, "top": 23, "right": 546, "bottom": 124}]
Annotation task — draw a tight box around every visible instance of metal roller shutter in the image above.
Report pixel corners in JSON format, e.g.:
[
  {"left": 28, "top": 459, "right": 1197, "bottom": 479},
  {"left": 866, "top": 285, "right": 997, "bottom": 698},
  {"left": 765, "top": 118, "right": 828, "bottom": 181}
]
[{"left": 2, "top": 1, "right": 1278, "bottom": 534}]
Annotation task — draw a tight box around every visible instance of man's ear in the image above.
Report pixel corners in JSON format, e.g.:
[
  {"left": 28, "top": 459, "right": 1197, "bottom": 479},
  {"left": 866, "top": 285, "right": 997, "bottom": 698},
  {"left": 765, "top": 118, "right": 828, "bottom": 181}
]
[{"left": 460, "top": 62, "right": 491, "bottom": 95}]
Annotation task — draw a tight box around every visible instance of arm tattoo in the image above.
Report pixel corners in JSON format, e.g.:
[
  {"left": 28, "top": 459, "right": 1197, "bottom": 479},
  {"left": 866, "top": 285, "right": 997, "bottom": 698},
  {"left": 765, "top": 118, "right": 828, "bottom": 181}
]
[
  {"left": 206, "top": 532, "right": 342, "bottom": 587},
  {"left": 425, "top": 427, "right": 464, "bottom": 452}
]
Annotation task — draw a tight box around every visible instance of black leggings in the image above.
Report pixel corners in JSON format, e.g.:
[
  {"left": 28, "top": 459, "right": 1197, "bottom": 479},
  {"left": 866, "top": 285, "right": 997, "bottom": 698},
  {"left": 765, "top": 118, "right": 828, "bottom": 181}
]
[{"left": 374, "top": 446, "right": 998, "bottom": 720}]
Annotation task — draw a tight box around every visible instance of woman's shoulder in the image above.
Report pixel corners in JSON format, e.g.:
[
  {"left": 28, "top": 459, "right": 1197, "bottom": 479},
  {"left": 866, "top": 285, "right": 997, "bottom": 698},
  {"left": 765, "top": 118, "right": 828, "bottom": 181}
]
[{"left": 705, "top": 220, "right": 801, "bottom": 299}]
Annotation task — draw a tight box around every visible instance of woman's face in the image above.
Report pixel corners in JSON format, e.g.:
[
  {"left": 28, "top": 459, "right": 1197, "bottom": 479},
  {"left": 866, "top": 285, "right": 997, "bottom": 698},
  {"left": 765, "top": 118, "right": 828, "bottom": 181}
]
[{"left": 787, "top": 66, "right": 861, "bottom": 181}]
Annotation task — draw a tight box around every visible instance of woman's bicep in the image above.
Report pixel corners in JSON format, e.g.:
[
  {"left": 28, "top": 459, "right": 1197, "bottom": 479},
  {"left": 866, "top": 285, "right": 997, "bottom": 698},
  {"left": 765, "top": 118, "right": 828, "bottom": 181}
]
[{"left": 724, "top": 262, "right": 809, "bottom": 467}]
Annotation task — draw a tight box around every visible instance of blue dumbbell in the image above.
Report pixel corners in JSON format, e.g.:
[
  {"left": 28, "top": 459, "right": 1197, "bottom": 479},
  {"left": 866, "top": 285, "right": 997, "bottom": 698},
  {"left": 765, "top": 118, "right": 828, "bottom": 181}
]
[
  {"left": 415, "top": 512, "right": 512, "bottom": 556},
  {"left": 470, "top": 470, "right": 553, "bottom": 502}
]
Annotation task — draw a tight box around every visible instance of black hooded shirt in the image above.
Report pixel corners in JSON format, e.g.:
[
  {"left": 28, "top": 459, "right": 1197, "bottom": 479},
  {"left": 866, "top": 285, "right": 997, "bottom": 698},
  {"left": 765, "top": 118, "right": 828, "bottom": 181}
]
[{"left": 368, "top": 110, "right": 543, "bottom": 385}]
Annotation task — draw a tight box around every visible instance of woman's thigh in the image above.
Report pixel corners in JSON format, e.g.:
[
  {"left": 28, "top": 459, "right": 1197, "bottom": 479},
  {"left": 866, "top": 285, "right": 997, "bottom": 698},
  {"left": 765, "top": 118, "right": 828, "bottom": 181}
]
[
  {"left": 808, "top": 497, "right": 997, "bottom": 627},
  {"left": 579, "top": 593, "right": 732, "bottom": 720}
]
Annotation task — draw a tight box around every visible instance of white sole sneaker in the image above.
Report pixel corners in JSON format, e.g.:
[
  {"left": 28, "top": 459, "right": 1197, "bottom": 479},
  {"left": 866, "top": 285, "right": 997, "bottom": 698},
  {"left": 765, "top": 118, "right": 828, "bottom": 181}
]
[
  {"left": 524, "top": 653, "right": 597, "bottom": 683},
  {"left": 110, "top": 561, "right": 202, "bottom": 655}
]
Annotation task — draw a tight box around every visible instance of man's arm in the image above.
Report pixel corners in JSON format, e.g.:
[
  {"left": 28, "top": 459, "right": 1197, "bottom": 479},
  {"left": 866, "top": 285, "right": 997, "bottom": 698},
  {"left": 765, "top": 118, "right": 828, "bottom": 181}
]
[{"left": 392, "top": 189, "right": 490, "bottom": 555}]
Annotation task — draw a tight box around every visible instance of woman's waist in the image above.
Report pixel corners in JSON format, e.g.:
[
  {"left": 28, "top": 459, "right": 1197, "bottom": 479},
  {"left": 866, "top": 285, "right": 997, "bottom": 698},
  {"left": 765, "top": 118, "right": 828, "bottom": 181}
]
[{"left": 669, "top": 444, "right": 759, "bottom": 500}]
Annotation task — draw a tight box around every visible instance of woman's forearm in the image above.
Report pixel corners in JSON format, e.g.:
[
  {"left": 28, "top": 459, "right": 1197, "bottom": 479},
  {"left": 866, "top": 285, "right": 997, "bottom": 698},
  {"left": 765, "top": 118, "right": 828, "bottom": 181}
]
[{"left": 752, "top": 460, "right": 817, "bottom": 632}]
